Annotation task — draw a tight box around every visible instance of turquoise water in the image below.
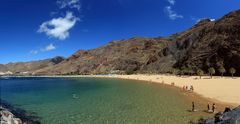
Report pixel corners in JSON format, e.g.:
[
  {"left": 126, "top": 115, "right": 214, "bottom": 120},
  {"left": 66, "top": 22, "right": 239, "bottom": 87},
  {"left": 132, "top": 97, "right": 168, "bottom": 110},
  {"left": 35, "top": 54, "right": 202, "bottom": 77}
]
[{"left": 0, "top": 77, "right": 203, "bottom": 123}]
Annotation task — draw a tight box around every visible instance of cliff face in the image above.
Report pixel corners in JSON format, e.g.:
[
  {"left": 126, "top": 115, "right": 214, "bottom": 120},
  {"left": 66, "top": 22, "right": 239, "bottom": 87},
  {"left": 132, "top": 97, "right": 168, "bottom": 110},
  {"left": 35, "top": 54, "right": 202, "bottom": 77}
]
[
  {"left": 1, "top": 10, "right": 240, "bottom": 75},
  {"left": 35, "top": 10, "right": 240, "bottom": 75}
]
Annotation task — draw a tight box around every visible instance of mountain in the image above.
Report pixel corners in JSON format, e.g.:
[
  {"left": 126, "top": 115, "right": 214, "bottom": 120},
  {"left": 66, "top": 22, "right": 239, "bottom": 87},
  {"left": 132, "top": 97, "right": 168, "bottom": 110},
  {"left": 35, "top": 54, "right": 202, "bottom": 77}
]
[
  {"left": 35, "top": 37, "right": 172, "bottom": 75},
  {"left": 173, "top": 10, "right": 240, "bottom": 75},
  {"left": 1, "top": 10, "right": 240, "bottom": 76},
  {"left": 35, "top": 10, "right": 240, "bottom": 75},
  {"left": 0, "top": 64, "right": 8, "bottom": 72},
  {"left": 0, "top": 56, "right": 65, "bottom": 75}
]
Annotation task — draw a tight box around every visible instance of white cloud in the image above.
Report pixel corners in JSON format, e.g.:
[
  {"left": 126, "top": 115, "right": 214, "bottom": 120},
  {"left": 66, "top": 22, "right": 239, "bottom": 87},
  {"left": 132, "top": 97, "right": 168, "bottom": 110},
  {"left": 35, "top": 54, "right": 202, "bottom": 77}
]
[
  {"left": 30, "top": 50, "right": 39, "bottom": 54},
  {"left": 210, "top": 19, "right": 215, "bottom": 21},
  {"left": 165, "top": 6, "right": 183, "bottom": 20},
  {"left": 167, "top": 0, "right": 175, "bottom": 5},
  {"left": 30, "top": 43, "right": 56, "bottom": 54},
  {"left": 57, "top": 0, "right": 81, "bottom": 10},
  {"left": 38, "top": 12, "right": 79, "bottom": 40},
  {"left": 41, "top": 43, "right": 56, "bottom": 52},
  {"left": 195, "top": 18, "right": 216, "bottom": 23}
]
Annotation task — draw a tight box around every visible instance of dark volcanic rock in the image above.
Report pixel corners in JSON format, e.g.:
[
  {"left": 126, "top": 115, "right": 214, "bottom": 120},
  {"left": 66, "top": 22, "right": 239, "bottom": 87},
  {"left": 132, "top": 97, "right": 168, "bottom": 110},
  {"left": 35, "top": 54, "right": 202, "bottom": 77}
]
[
  {"left": 0, "top": 99, "right": 41, "bottom": 124},
  {"left": 199, "top": 106, "right": 240, "bottom": 124}
]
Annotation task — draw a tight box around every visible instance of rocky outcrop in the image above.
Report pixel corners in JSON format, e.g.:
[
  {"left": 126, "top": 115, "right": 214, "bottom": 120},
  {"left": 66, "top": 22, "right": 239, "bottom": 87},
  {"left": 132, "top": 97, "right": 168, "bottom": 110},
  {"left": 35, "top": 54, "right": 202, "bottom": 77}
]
[
  {"left": 0, "top": 100, "right": 40, "bottom": 124},
  {"left": 199, "top": 106, "right": 240, "bottom": 124}
]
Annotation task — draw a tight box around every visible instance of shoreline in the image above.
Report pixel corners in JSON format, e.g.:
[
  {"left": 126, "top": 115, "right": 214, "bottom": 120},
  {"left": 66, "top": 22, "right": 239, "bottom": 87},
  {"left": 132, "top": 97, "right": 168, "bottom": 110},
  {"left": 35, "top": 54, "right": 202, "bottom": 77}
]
[
  {"left": 93, "top": 74, "right": 240, "bottom": 106},
  {"left": 2, "top": 74, "right": 239, "bottom": 106},
  {"left": 1, "top": 74, "right": 239, "bottom": 123}
]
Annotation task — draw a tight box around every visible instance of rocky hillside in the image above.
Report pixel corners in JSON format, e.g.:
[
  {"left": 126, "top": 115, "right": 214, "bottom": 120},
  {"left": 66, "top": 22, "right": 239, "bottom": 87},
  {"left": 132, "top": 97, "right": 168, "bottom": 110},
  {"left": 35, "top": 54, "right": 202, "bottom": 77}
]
[
  {"left": 0, "top": 64, "right": 8, "bottom": 72},
  {"left": 173, "top": 10, "right": 240, "bottom": 75},
  {"left": 35, "top": 10, "right": 240, "bottom": 75},
  {"left": 1, "top": 10, "right": 239, "bottom": 76},
  {"left": 35, "top": 37, "right": 173, "bottom": 75},
  {"left": 0, "top": 56, "right": 64, "bottom": 74}
]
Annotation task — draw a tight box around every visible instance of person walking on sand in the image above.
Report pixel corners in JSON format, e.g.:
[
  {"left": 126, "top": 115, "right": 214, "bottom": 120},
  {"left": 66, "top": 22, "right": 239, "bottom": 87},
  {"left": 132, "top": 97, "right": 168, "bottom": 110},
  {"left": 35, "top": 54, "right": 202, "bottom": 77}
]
[
  {"left": 190, "top": 85, "right": 194, "bottom": 92},
  {"left": 212, "top": 103, "right": 216, "bottom": 113}
]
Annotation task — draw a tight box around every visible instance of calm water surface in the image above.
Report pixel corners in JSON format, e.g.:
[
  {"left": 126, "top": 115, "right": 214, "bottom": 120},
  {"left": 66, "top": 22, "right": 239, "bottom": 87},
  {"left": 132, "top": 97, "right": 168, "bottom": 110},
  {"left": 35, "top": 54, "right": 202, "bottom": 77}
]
[{"left": 0, "top": 77, "right": 205, "bottom": 124}]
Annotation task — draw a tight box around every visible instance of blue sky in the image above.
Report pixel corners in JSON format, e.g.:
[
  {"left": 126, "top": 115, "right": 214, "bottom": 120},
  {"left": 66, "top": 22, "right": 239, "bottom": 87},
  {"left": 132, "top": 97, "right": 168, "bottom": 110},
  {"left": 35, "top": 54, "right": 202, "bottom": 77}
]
[{"left": 0, "top": 0, "right": 239, "bottom": 64}]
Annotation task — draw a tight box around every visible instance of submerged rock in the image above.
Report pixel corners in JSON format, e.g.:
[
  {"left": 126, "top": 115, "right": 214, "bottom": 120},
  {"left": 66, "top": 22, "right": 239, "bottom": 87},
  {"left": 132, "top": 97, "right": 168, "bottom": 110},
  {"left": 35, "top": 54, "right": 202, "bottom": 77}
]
[
  {"left": 0, "top": 100, "right": 41, "bottom": 124},
  {"left": 1, "top": 108, "right": 22, "bottom": 124}
]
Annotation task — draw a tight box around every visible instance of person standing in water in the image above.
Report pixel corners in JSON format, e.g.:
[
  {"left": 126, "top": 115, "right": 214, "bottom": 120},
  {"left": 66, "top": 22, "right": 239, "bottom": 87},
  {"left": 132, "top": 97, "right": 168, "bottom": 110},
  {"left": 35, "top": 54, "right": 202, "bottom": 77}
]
[
  {"left": 207, "top": 103, "right": 210, "bottom": 112},
  {"left": 212, "top": 103, "right": 216, "bottom": 113},
  {"left": 183, "top": 86, "right": 186, "bottom": 91},
  {"left": 192, "top": 102, "right": 195, "bottom": 112}
]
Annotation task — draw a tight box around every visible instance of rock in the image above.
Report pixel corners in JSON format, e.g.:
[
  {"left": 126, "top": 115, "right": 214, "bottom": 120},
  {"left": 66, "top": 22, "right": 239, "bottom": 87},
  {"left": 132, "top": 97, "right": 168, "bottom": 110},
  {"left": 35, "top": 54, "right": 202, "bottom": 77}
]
[
  {"left": 0, "top": 100, "right": 41, "bottom": 124},
  {"left": 199, "top": 106, "right": 240, "bottom": 124}
]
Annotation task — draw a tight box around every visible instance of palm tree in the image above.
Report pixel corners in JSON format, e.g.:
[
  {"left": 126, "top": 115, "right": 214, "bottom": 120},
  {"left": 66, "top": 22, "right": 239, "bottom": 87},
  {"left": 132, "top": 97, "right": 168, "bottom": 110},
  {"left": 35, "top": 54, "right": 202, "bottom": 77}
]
[
  {"left": 229, "top": 67, "right": 236, "bottom": 77},
  {"left": 173, "top": 68, "right": 180, "bottom": 76},
  {"left": 186, "top": 68, "right": 194, "bottom": 76},
  {"left": 208, "top": 67, "right": 215, "bottom": 79},
  {"left": 197, "top": 69, "right": 204, "bottom": 79},
  {"left": 180, "top": 67, "right": 187, "bottom": 77},
  {"left": 218, "top": 66, "right": 226, "bottom": 77}
]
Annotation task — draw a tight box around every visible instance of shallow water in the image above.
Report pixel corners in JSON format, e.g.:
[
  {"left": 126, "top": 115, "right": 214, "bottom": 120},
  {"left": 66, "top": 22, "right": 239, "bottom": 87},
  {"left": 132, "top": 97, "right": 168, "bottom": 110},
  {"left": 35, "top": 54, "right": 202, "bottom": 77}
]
[{"left": 0, "top": 77, "right": 206, "bottom": 124}]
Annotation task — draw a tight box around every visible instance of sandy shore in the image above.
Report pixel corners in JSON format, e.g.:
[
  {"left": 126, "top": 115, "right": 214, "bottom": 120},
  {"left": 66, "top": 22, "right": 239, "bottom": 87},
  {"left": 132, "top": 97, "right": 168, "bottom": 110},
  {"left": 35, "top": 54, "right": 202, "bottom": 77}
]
[
  {"left": 88, "top": 74, "right": 240, "bottom": 105},
  {"left": 7, "top": 74, "right": 240, "bottom": 105}
]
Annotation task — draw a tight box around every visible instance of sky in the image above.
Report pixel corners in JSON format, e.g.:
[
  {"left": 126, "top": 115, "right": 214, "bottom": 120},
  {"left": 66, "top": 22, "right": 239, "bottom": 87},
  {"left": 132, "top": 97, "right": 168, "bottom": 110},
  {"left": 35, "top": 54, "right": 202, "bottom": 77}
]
[{"left": 0, "top": 0, "right": 239, "bottom": 64}]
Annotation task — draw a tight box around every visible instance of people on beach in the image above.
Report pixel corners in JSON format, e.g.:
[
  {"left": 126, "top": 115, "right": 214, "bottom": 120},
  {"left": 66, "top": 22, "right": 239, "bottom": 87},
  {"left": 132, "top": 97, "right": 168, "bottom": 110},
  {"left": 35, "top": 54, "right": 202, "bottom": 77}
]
[
  {"left": 182, "top": 85, "right": 194, "bottom": 92},
  {"left": 189, "top": 102, "right": 231, "bottom": 115}
]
